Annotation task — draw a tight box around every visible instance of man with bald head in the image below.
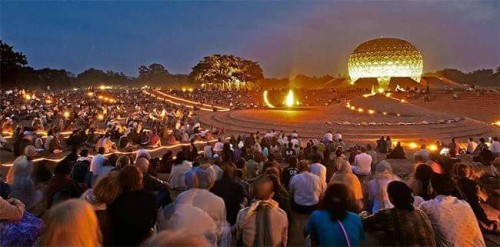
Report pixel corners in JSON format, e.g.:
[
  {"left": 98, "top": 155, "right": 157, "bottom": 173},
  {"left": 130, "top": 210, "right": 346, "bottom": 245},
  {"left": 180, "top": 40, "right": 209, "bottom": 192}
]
[
  {"left": 236, "top": 177, "right": 288, "bottom": 247},
  {"left": 134, "top": 157, "right": 171, "bottom": 207}
]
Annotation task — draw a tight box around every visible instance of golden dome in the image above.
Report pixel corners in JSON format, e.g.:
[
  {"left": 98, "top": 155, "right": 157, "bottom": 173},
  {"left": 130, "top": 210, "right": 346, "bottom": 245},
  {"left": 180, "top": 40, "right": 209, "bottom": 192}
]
[{"left": 348, "top": 38, "right": 423, "bottom": 87}]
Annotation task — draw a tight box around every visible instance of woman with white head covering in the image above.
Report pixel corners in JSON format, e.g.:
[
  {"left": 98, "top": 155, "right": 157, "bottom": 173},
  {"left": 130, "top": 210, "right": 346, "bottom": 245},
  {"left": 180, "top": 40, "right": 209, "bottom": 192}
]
[
  {"left": 6, "top": 146, "right": 43, "bottom": 213},
  {"left": 329, "top": 158, "right": 364, "bottom": 212},
  {"left": 366, "top": 160, "right": 401, "bottom": 213}
]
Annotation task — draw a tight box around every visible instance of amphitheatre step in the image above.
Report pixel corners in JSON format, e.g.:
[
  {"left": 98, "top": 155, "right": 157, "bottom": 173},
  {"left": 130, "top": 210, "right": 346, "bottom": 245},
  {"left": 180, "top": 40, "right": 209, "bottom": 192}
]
[{"left": 200, "top": 114, "right": 496, "bottom": 141}]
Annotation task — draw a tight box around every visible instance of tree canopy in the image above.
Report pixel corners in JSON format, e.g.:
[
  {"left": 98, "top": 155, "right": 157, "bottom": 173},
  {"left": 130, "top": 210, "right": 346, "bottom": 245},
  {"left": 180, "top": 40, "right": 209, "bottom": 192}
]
[
  {"left": 1, "top": 40, "right": 28, "bottom": 87},
  {"left": 188, "top": 54, "right": 264, "bottom": 90}
]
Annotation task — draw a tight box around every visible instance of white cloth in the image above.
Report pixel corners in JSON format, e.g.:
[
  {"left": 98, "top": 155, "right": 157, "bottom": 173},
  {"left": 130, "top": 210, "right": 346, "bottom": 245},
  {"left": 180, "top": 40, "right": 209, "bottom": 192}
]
[
  {"left": 352, "top": 153, "right": 372, "bottom": 175},
  {"left": 169, "top": 161, "right": 192, "bottom": 189},
  {"left": 203, "top": 145, "right": 213, "bottom": 158},
  {"left": 214, "top": 142, "right": 224, "bottom": 152},
  {"left": 323, "top": 132, "right": 333, "bottom": 142},
  {"left": 310, "top": 163, "right": 327, "bottom": 183},
  {"left": 367, "top": 176, "right": 401, "bottom": 213},
  {"left": 334, "top": 133, "right": 342, "bottom": 141},
  {"left": 169, "top": 204, "right": 218, "bottom": 245},
  {"left": 490, "top": 141, "right": 500, "bottom": 155},
  {"left": 175, "top": 188, "right": 226, "bottom": 226},
  {"left": 289, "top": 172, "right": 326, "bottom": 206},
  {"left": 90, "top": 154, "right": 108, "bottom": 176},
  {"left": 419, "top": 195, "right": 485, "bottom": 247},
  {"left": 413, "top": 149, "right": 430, "bottom": 161}
]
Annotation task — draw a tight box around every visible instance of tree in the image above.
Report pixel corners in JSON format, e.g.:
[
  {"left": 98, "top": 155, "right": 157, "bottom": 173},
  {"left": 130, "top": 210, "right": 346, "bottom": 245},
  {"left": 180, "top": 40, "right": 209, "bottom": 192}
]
[
  {"left": 1, "top": 40, "right": 28, "bottom": 87},
  {"left": 137, "top": 63, "right": 170, "bottom": 84},
  {"left": 188, "top": 54, "right": 264, "bottom": 90}
]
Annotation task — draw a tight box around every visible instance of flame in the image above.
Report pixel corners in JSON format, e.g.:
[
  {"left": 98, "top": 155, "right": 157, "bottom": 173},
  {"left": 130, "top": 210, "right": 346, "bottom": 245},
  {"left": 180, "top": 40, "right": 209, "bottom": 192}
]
[{"left": 285, "top": 89, "right": 295, "bottom": 107}]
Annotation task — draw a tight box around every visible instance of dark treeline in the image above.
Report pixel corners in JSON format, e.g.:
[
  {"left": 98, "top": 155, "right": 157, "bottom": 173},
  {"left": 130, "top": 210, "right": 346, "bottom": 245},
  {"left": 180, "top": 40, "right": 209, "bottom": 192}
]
[
  {"left": 0, "top": 40, "right": 188, "bottom": 89},
  {"left": 437, "top": 68, "right": 500, "bottom": 87}
]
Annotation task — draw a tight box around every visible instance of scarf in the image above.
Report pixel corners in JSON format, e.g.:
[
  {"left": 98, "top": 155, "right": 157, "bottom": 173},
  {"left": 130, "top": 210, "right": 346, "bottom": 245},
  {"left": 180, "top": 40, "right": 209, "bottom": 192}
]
[{"left": 246, "top": 200, "right": 279, "bottom": 247}]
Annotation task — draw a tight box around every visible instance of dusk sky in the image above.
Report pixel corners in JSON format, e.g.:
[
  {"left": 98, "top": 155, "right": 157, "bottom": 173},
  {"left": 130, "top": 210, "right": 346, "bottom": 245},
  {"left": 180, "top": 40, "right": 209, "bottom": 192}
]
[{"left": 1, "top": 1, "right": 499, "bottom": 78}]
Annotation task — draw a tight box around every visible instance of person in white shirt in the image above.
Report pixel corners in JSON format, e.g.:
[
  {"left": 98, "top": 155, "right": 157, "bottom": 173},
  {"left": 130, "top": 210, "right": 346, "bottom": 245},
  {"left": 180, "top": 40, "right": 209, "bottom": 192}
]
[
  {"left": 309, "top": 154, "right": 327, "bottom": 183},
  {"left": 169, "top": 151, "right": 192, "bottom": 191},
  {"left": 213, "top": 138, "right": 224, "bottom": 153},
  {"left": 419, "top": 174, "right": 485, "bottom": 247},
  {"left": 352, "top": 147, "right": 372, "bottom": 176},
  {"left": 90, "top": 147, "right": 108, "bottom": 183},
  {"left": 490, "top": 137, "right": 500, "bottom": 157},
  {"left": 175, "top": 165, "right": 229, "bottom": 245},
  {"left": 289, "top": 160, "right": 327, "bottom": 214},
  {"left": 413, "top": 144, "right": 430, "bottom": 161},
  {"left": 334, "top": 131, "right": 342, "bottom": 142},
  {"left": 466, "top": 138, "right": 478, "bottom": 154},
  {"left": 203, "top": 142, "right": 213, "bottom": 158},
  {"left": 323, "top": 130, "right": 333, "bottom": 143},
  {"left": 236, "top": 177, "right": 288, "bottom": 247},
  {"left": 291, "top": 130, "right": 299, "bottom": 138}
]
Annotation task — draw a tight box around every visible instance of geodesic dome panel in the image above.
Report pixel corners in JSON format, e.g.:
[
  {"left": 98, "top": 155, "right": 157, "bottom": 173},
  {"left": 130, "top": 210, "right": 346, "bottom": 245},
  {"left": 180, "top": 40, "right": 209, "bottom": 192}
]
[{"left": 348, "top": 38, "right": 423, "bottom": 86}]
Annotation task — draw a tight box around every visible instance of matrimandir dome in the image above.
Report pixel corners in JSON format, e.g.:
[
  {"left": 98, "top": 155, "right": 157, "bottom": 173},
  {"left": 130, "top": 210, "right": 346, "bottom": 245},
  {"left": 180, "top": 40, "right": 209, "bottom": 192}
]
[{"left": 348, "top": 38, "right": 423, "bottom": 88}]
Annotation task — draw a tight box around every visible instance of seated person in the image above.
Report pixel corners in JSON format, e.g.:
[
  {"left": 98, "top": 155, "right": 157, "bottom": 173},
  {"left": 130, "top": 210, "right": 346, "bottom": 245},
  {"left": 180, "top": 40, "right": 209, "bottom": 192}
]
[{"left": 387, "top": 142, "right": 406, "bottom": 159}]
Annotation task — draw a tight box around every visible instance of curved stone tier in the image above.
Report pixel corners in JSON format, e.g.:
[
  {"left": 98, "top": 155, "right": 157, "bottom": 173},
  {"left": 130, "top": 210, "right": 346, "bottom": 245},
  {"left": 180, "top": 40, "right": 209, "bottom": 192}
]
[{"left": 199, "top": 99, "right": 499, "bottom": 142}]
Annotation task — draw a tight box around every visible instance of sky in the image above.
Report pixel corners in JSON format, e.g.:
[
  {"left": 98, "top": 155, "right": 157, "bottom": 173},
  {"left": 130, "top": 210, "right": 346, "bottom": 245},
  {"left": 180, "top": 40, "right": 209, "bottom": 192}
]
[{"left": 1, "top": 1, "right": 499, "bottom": 78}]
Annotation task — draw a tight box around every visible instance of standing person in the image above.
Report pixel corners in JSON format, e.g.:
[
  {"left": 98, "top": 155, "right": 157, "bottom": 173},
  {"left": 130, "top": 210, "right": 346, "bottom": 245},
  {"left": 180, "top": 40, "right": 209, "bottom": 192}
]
[
  {"left": 310, "top": 153, "right": 327, "bottom": 183},
  {"left": 376, "top": 136, "right": 387, "bottom": 153},
  {"left": 289, "top": 160, "right": 326, "bottom": 214},
  {"left": 306, "top": 183, "right": 365, "bottom": 246},
  {"left": 41, "top": 199, "right": 102, "bottom": 246},
  {"left": 236, "top": 177, "right": 289, "bottom": 247},
  {"left": 363, "top": 181, "right": 436, "bottom": 246},
  {"left": 420, "top": 174, "right": 485, "bottom": 246},
  {"left": 108, "top": 166, "right": 158, "bottom": 246},
  {"left": 352, "top": 147, "right": 372, "bottom": 176},
  {"left": 386, "top": 136, "right": 393, "bottom": 153},
  {"left": 281, "top": 156, "right": 299, "bottom": 189}
]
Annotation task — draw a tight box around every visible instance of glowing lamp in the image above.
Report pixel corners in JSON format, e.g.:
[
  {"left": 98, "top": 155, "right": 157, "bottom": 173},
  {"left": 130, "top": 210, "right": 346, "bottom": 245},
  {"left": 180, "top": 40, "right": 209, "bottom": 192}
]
[
  {"left": 493, "top": 121, "right": 500, "bottom": 126},
  {"left": 408, "top": 142, "right": 418, "bottom": 149},
  {"left": 377, "top": 88, "right": 385, "bottom": 94},
  {"left": 25, "top": 95, "right": 31, "bottom": 100},
  {"left": 97, "top": 114, "right": 104, "bottom": 121},
  {"left": 87, "top": 92, "right": 94, "bottom": 97},
  {"left": 99, "top": 85, "right": 106, "bottom": 90},
  {"left": 382, "top": 112, "right": 388, "bottom": 115},
  {"left": 63, "top": 111, "right": 70, "bottom": 119},
  {"left": 368, "top": 109, "right": 375, "bottom": 115},
  {"left": 45, "top": 99, "right": 52, "bottom": 104},
  {"left": 98, "top": 95, "right": 103, "bottom": 99},
  {"left": 429, "top": 144, "right": 438, "bottom": 152},
  {"left": 357, "top": 108, "right": 364, "bottom": 113}
]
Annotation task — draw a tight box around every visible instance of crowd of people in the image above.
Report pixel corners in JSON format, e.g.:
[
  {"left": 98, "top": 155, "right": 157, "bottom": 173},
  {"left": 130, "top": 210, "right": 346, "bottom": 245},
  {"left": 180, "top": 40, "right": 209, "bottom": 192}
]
[{"left": 1, "top": 123, "right": 499, "bottom": 246}]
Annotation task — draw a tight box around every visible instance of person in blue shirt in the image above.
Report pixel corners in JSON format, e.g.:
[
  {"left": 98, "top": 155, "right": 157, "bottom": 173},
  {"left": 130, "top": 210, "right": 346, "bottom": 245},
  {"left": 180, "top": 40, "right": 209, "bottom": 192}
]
[{"left": 306, "top": 183, "right": 365, "bottom": 246}]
